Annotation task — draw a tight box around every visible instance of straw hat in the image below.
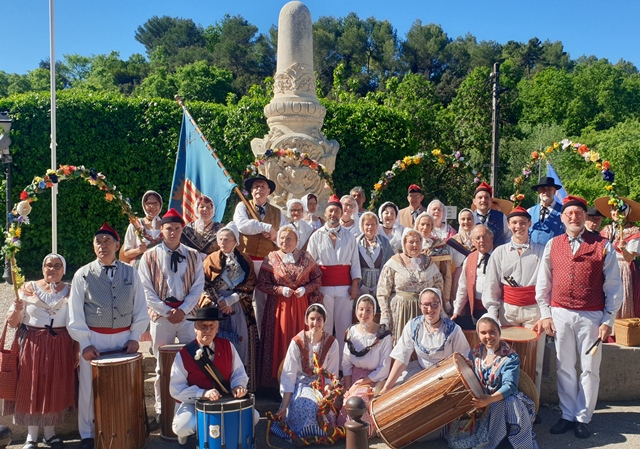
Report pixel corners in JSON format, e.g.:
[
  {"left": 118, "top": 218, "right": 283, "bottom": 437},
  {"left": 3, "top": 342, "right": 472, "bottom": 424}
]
[
  {"left": 518, "top": 370, "right": 539, "bottom": 414},
  {"left": 594, "top": 196, "right": 640, "bottom": 222},
  {"left": 471, "top": 198, "right": 513, "bottom": 215}
]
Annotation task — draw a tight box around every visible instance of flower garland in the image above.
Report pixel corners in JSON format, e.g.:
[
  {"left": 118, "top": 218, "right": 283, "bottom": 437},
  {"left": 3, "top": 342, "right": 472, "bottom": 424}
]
[
  {"left": 244, "top": 148, "right": 335, "bottom": 194},
  {"left": 369, "top": 149, "right": 482, "bottom": 209},
  {"left": 510, "top": 140, "right": 620, "bottom": 220},
  {"left": 2, "top": 165, "right": 141, "bottom": 292},
  {"left": 265, "top": 353, "right": 345, "bottom": 447}
]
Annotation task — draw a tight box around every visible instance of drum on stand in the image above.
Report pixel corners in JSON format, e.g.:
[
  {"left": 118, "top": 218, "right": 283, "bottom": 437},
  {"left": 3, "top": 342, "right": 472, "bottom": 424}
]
[
  {"left": 501, "top": 327, "right": 539, "bottom": 383},
  {"left": 371, "top": 353, "right": 484, "bottom": 449},
  {"left": 159, "top": 344, "right": 184, "bottom": 440},
  {"left": 91, "top": 352, "right": 146, "bottom": 449},
  {"left": 195, "top": 395, "right": 255, "bottom": 449}
]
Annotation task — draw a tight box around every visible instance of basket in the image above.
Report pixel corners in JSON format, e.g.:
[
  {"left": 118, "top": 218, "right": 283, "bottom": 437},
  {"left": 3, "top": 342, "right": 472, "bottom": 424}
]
[{"left": 614, "top": 318, "right": 640, "bottom": 347}]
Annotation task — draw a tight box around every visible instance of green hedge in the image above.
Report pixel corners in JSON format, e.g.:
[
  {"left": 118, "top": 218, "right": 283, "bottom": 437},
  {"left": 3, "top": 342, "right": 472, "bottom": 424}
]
[{"left": 2, "top": 91, "right": 448, "bottom": 276}]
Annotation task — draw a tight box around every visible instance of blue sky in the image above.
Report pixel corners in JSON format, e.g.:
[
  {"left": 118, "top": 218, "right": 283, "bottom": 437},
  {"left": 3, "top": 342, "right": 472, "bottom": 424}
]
[{"left": 3, "top": 0, "right": 639, "bottom": 74}]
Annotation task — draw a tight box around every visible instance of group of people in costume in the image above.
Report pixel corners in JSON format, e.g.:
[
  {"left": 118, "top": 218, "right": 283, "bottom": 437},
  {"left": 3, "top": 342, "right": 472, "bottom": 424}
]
[{"left": 3, "top": 170, "right": 633, "bottom": 449}]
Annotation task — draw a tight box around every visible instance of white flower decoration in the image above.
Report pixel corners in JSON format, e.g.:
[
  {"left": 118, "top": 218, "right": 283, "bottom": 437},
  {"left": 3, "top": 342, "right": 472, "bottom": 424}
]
[
  {"left": 16, "top": 201, "right": 32, "bottom": 217},
  {"left": 195, "top": 348, "right": 204, "bottom": 360}
]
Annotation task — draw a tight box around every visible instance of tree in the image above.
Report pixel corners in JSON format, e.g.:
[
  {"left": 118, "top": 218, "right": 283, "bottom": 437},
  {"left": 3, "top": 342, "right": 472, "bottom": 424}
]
[
  {"left": 135, "top": 16, "right": 206, "bottom": 56},
  {"left": 173, "top": 61, "right": 233, "bottom": 103},
  {"left": 401, "top": 21, "right": 450, "bottom": 81},
  {"left": 517, "top": 68, "right": 574, "bottom": 127}
]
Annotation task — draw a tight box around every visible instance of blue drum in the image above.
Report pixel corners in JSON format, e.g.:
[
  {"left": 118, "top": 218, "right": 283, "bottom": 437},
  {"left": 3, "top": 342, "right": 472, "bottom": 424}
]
[{"left": 195, "top": 395, "right": 254, "bottom": 449}]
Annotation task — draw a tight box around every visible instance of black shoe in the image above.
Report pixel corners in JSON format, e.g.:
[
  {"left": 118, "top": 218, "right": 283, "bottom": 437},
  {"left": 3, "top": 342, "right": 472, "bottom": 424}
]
[
  {"left": 148, "top": 414, "right": 161, "bottom": 432},
  {"left": 43, "top": 435, "right": 65, "bottom": 449},
  {"left": 79, "top": 438, "right": 94, "bottom": 449},
  {"left": 22, "top": 441, "right": 38, "bottom": 449},
  {"left": 575, "top": 422, "right": 591, "bottom": 439},
  {"left": 550, "top": 418, "right": 575, "bottom": 434}
]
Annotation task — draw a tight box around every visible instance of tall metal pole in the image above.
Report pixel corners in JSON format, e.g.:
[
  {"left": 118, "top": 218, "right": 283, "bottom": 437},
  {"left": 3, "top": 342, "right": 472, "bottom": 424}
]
[
  {"left": 490, "top": 62, "right": 500, "bottom": 198},
  {"left": 0, "top": 113, "right": 12, "bottom": 283},
  {"left": 49, "top": 0, "right": 58, "bottom": 253}
]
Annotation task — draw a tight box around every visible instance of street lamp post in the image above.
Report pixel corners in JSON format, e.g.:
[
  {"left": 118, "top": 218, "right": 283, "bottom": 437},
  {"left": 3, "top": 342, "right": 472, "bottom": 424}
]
[{"left": 0, "top": 112, "right": 13, "bottom": 284}]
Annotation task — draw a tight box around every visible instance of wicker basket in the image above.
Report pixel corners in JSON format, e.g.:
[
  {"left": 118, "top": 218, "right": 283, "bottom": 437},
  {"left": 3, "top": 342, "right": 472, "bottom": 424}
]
[{"left": 614, "top": 318, "right": 640, "bottom": 347}]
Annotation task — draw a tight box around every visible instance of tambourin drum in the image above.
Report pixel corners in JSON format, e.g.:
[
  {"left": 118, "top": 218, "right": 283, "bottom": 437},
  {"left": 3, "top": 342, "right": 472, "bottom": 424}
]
[
  {"left": 159, "top": 344, "right": 184, "bottom": 440},
  {"left": 371, "top": 353, "right": 483, "bottom": 449},
  {"left": 501, "top": 326, "right": 539, "bottom": 383},
  {"left": 463, "top": 329, "right": 481, "bottom": 350},
  {"left": 196, "top": 395, "right": 255, "bottom": 449},
  {"left": 91, "top": 352, "right": 146, "bottom": 449}
]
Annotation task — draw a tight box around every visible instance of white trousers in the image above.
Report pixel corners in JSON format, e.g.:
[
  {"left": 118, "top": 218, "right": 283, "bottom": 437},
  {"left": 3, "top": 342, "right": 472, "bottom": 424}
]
[
  {"left": 321, "top": 285, "right": 352, "bottom": 368},
  {"left": 552, "top": 307, "right": 603, "bottom": 424},
  {"left": 502, "top": 303, "right": 545, "bottom": 394},
  {"left": 78, "top": 331, "right": 132, "bottom": 439},
  {"left": 172, "top": 402, "right": 260, "bottom": 442},
  {"left": 151, "top": 317, "right": 195, "bottom": 413},
  {"left": 251, "top": 259, "right": 265, "bottom": 338}
]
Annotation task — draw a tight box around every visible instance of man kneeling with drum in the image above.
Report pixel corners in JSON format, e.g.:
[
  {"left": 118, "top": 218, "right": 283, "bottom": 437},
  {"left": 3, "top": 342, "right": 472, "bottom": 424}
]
[{"left": 170, "top": 307, "right": 256, "bottom": 448}]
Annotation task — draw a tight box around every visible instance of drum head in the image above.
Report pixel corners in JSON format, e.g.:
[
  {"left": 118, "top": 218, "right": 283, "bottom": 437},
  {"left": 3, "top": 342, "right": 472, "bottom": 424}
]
[
  {"left": 453, "top": 353, "right": 484, "bottom": 398},
  {"left": 196, "top": 394, "right": 254, "bottom": 412},
  {"left": 159, "top": 344, "right": 185, "bottom": 353},
  {"left": 91, "top": 352, "right": 141, "bottom": 366},
  {"left": 502, "top": 327, "right": 538, "bottom": 343}
]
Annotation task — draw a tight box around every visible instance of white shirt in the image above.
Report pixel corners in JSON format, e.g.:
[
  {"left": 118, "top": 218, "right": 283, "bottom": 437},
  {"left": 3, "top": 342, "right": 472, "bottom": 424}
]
[
  {"left": 123, "top": 217, "right": 162, "bottom": 250},
  {"left": 342, "top": 326, "right": 392, "bottom": 383},
  {"left": 453, "top": 254, "right": 489, "bottom": 316},
  {"left": 307, "top": 224, "right": 361, "bottom": 280},
  {"left": 483, "top": 238, "right": 544, "bottom": 316},
  {"left": 535, "top": 232, "right": 623, "bottom": 327},
  {"left": 280, "top": 336, "right": 340, "bottom": 396},
  {"left": 390, "top": 318, "right": 470, "bottom": 369},
  {"left": 169, "top": 340, "right": 248, "bottom": 403},
  {"left": 138, "top": 242, "right": 205, "bottom": 317},
  {"left": 10, "top": 282, "right": 70, "bottom": 328},
  {"left": 378, "top": 223, "right": 404, "bottom": 253},
  {"left": 233, "top": 201, "right": 286, "bottom": 235},
  {"left": 67, "top": 260, "right": 149, "bottom": 351},
  {"left": 289, "top": 219, "right": 314, "bottom": 249}
]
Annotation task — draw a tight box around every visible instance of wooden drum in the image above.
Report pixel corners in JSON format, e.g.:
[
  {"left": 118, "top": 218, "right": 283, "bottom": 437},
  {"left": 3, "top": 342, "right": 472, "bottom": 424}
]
[
  {"left": 159, "top": 344, "right": 184, "bottom": 440},
  {"left": 501, "top": 327, "right": 539, "bottom": 383},
  {"left": 371, "top": 353, "right": 484, "bottom": 449},
  {"left": 91, "top": 352, "right": 146, "bottom": 449}
]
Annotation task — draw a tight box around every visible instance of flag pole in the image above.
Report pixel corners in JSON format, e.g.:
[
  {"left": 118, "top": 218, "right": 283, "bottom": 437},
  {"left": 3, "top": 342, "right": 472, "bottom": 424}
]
[
  {"left": 49, "top": 0, "right": 58, "bottom": 253},
  {"left": 173, "top": 96, "right": 260, "bottom": 221}
]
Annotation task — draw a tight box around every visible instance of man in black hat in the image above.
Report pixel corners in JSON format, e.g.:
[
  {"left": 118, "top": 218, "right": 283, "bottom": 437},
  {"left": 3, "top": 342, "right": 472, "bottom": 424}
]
[
  {"left": 585, "top": 206, "right": 605, "bottom": 234},
  {"left": 233, "top": 174, "right": 285, "bottom": 332},
  {"left": 170, "top": 308, "right": 252, "bottom": 448},
  {"left": 68, "top": 223, "right": 149, "bottom": 449},
  {"left": 528, "top": 176, "right": 565, "bottom": 245}
]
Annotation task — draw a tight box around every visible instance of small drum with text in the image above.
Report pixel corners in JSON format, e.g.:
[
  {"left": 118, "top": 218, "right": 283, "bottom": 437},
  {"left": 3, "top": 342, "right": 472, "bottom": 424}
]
[
  {"left": 371, "top": 353, "right": 483, "bottom": 449},
  {"left": 91, "top": 352, "right": 146, "bottom": 449},
  {"left": 159, "top": 344, "right": 184, "bottom": 440},
  {"left": 196, "top": 395, "right": 255, "bottom": 449},
  {"left": 501, "top": 326, "right": 539, "bottom": 383}
]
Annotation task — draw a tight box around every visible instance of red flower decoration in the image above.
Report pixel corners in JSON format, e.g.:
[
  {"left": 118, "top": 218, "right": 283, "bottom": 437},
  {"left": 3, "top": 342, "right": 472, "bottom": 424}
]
[
  {"left": 578, "top": 144, "right": 589, "bottom": 155},
  {"left": 20, "top": 190, "right": 28, "bottom": 200}
]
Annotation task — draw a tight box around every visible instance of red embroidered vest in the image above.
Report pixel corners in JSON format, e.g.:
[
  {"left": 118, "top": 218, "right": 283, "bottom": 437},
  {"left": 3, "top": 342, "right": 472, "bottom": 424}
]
[
  {"left": 464, "top": 251, "right": 487, "bottom": 315},
  {"left": 550, "top": 233, "right": 607, "bottom": 311},
  {"left": 180, "top": 338, "right": 233, "bottom": 389}
]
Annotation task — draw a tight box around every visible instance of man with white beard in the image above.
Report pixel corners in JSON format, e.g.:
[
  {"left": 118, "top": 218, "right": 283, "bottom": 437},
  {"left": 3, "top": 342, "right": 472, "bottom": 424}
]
[{"left": 528, "top": 177, "right": 565, "bottom": 245}]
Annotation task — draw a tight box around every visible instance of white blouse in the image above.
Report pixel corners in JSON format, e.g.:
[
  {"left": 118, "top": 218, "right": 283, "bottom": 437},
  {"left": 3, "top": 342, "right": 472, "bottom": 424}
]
[
  {"left": 342, "top": 325, "right": 392, "bottom": 383},
  {"left": 390, "top": 318, "right": 470, "bottom": 370},
  {"left": 9, "top": 282, "right": 71, "bottom": 328},
  {"left": 280, "top": 335, "right": 340, "bottom": 396}
]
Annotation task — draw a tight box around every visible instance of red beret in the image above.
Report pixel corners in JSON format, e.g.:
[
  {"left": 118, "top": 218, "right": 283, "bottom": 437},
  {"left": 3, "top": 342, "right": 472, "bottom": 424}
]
[
  {"left": 507, "top": 206, "right": 531, "bottom": 220},
  {"left": 475, "top": 182, "right": 493, "bottom": 197},
  {"left": 562, "top": 195, "right": 587, "bottom": 212},
  {"left": 408, "top": 184, "right": 423, "bottom": 194},
  {"left": 161, "top": 208, "right": 185, "bottom": 226},
  {"left": 95, "top": 222, "right": 119, "bottom": 242},
  {"left": 327, "top": 194, "right": 343, "bottom": 210}
]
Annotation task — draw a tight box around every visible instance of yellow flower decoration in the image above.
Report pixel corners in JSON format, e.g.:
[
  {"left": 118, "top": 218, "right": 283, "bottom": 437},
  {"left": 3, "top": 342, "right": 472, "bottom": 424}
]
[
  {"left": 596, "top": 163, "right": 602, "bottom": 170},
  {"left": 432, "top": 149, "right": 442, "bottom": 157},
  {"left": 608, "top": 198, "right": 617, "bottom": 205},
  {"left": 553, "top": 142, "right": 559, "bottom": 149},
  {"left": 438, "top": 157, "right": 445, "bottom": 164},
  {"left": 605, "top": 185, "right": 613, "bottom": 191},
  {"left": 399, "top": 163, "right": 406, "bottom": 170},
  {"left": 412, "top": 157, "right": 421, "bottom": 164},
  {"left": 374, "top": 183, "right": 382, "bottom": 191},
  {"left": 546, "top": 147, "right": 553, "bottom": 154},
  {"left": 403, "top": 156, "right": 412, "bottom": 165},
  {"left": 590, "top": 152, "right": 600, "bottom": 162},
  {"left": 15, "top": 227, "right": 21, "bottom": 238}
]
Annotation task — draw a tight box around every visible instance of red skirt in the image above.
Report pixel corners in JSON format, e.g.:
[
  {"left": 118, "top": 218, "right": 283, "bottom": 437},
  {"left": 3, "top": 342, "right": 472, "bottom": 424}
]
[{"left": 8, "top": 325, "right": 76, "bottom": 426}]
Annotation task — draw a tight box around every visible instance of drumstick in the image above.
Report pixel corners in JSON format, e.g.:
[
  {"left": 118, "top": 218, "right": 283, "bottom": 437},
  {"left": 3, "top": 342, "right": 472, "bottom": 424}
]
[
  {"left": 585, "top": 338, "right": 601, "bottom": 356},
  {"left": 99, "top": 348, "right": 127, "bottom": 356}
]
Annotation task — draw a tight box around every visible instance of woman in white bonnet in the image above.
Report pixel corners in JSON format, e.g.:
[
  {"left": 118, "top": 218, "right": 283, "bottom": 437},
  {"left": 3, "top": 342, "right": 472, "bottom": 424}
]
[{"left": 285, "top": 198, "right": 314, "bottom": 250}]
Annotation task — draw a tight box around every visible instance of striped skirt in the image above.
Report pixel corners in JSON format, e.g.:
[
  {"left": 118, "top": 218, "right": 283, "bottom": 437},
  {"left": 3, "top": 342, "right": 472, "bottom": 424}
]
[{"left": 5, "top": 325, "right": 76, "bottom": 426}]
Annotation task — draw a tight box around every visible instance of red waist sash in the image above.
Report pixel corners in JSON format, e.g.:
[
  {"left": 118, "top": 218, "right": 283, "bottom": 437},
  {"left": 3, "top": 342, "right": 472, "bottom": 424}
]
[
  {"left": 503, "top": 285, "right": 537, "bottom": 306},
  {"left": 320, "top": 265, "right": 352, "bottom": 286},
  {"left": 89, "top": 326, "right": 130, "bottom": 335}
]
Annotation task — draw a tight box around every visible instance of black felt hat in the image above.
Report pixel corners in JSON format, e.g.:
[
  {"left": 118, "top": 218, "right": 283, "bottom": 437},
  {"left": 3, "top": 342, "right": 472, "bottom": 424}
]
[
  {"left": 244, "top": 174, "right": 276, "bottom": 194},
  {"left": 186, "top": 307, "right": 227, "bottom": 321}
]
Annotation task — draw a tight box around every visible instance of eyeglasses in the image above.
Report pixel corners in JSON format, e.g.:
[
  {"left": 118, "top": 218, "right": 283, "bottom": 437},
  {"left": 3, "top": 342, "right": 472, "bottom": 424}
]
[
  {"left": 44, "top": 263, "right": 63, "bottom": 270},
  {"left": 196, "top": 323, "right": 218, "bottom": 331},
  {"left": 420, "top": 302, "right": 440, "bottom": 309}
]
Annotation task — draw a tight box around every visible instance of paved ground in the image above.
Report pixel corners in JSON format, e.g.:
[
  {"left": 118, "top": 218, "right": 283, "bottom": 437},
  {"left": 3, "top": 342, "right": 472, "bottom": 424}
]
[{"left": 3, "top": 281, "right": 640, "bottom": 448}]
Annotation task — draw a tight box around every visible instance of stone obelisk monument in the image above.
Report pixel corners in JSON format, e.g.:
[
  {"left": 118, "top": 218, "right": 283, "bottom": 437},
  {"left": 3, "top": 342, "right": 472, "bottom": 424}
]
[{"left": 251, "top": 1, "right": 339, "bottom": 209}]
